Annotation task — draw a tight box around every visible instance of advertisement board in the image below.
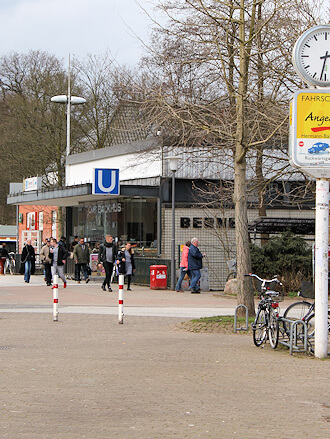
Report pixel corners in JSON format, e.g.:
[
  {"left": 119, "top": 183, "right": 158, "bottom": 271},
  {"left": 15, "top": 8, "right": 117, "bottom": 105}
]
[
  {"left": 290, "top": 89, "right": 330, "bottom": 177},
  {"left": 90, "top": 253, "right": 105, "bottom": 278}
]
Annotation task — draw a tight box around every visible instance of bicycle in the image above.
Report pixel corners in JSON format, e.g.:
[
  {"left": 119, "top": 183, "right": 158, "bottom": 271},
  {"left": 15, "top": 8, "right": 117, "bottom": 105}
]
[
  {"left": 245, "top": 273, "right": 283, "bottom": 349},
  {"left": 283, "top": 282, "right": 330, "bottom": 354},
  {"left": 4, "top": 252, "right": 16, "bottom": 275}
]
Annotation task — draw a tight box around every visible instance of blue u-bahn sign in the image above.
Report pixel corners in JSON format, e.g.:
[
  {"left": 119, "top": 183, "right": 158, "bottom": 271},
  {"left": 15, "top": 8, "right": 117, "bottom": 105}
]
[{"left": 93, "top": 168, "right": 120, "bottom": 195}]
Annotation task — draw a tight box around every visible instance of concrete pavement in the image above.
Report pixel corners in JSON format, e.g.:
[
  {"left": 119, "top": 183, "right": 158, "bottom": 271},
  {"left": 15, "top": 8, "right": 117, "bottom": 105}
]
[{"left": 0, "top": 275, "right": 329, "bottom": 438}]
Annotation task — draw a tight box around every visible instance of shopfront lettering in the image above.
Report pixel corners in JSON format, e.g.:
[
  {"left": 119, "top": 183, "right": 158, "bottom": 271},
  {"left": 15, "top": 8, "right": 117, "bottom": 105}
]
[{"left": 180, "top": 217, "right": 235, "bottom": 229}]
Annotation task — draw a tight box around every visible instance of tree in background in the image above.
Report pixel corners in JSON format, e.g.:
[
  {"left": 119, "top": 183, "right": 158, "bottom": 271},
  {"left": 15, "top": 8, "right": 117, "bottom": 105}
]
[
  {"left": 128, "top": 0, "right": 326, "bottom": 314},
  {"left": 250, "top": 231, "right": 313, "bottom": 293}
]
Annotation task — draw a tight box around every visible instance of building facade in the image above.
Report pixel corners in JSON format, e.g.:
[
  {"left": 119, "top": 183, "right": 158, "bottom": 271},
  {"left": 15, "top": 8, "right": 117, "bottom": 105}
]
[{"left": 7, "top": 138, "right": 315, "bottom": 290}]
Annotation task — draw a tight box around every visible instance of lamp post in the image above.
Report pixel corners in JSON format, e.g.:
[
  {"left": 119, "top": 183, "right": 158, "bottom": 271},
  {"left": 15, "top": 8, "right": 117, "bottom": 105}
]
[
  {"left": 168, "top": 156, "right": 179, "bottom": 290},
  {"left": 51, "top": 55, "right": 86, "bottom": 159}
]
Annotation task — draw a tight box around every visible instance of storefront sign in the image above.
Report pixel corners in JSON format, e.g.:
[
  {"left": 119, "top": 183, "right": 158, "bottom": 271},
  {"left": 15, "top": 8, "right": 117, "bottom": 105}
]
[
  {"left": 93, "top": 168, "right": 120, "bottom": 195},
  {"left": 24, "top": 176, "right": 42, "bottom": 192},
  {"left": 180, "top": 217, "right": 235, "bottom": 229}
]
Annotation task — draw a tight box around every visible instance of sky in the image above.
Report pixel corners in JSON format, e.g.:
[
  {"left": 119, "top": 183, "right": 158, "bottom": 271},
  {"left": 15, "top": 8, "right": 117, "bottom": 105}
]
[{"left": 0, "top": 0, "right": 160, "bottom": 66}]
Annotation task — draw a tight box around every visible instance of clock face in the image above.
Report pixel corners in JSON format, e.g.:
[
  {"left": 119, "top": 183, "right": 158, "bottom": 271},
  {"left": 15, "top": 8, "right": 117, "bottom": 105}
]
[{"left": 293, "top": 25, "right": 330, "bottom": 87}]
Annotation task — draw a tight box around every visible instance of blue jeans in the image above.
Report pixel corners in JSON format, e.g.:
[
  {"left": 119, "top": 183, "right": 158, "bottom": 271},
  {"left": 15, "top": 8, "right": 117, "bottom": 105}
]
[
  {"left": 190, "top": 269, "right": 201, "bottom": 291},
  {"left": 175, "top": 267, "right": 188, "bottom": 291},
  {"left": 24, "top": 260, "right": 31, "bottom": 283}
]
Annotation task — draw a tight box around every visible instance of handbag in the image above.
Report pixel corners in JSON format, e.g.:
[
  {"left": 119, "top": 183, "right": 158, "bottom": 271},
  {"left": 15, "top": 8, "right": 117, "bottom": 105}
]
[{"left": 87, "top": 265, "right": 92, "bottom": 276}]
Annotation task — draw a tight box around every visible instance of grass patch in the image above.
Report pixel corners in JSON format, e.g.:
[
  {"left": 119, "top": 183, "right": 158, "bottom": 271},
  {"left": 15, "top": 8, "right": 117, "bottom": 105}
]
[{"left": 177, "top": 315, "right": 255, "bottom": 333}]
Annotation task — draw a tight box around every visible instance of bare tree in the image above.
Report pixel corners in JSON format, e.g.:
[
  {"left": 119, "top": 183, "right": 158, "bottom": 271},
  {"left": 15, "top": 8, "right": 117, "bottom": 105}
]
[{"left": 127, "top": 0, "right": 327, "bottom": 314}]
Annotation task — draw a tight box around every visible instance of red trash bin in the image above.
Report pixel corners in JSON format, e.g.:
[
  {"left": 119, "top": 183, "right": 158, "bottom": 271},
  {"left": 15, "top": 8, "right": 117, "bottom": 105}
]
[
  {"left": 0, "top": 257, "right": 6, "bottom": 275},
  {"left": 150, "top": 265, "right": 168, "bottom": 289}
]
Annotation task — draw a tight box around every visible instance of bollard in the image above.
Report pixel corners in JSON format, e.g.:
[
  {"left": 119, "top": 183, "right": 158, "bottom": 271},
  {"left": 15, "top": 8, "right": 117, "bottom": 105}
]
[
  {"left": 118, "top": 274, "right": 124, "bottom": 324},
  {"left": 53, "top": 274, "right": 59, "bottom": 322}
]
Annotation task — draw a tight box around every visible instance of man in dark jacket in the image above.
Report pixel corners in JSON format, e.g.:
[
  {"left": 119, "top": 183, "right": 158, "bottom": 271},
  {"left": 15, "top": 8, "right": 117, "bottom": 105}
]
[
  {"left": 73, "top": 237, "right": 91, "bottom": 283},
  {"left": 188, "top": 237, "right": 205, "bottom": 293},
  {"left": 98, "top": 235, "right": 117, "bottom": 292}
]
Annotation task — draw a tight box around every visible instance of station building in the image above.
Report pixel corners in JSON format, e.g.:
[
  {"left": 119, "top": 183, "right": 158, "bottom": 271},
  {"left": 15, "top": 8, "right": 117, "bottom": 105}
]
[{"left": 7, "top": 137, "right": 315, "bottom": 290}]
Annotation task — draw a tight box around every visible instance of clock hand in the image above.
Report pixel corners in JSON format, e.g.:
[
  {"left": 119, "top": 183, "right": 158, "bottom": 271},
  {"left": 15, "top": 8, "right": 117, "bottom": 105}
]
[{"left": 320, "top": 51, "right": 329, "bottom": 80}]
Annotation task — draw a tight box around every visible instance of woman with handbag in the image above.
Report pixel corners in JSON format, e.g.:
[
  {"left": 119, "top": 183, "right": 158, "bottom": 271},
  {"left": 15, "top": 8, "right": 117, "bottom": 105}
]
[
  {"left": 175, "top": 241, "right": 191, "bottom": 292},
  {"left": 117, "top": 242, "right": 136, "bottom": 290}
]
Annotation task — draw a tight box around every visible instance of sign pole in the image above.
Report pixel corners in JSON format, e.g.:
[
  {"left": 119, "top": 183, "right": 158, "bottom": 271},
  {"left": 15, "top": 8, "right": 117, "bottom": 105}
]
[
  {"left": 118, "top": 274, "right": 124, "bottom": 324},
  {"left": 53, "top": 274, "right": 59, "bottom": 322},
  {"left": 314, "top": 179, "right": 329, "bottom": 358}
]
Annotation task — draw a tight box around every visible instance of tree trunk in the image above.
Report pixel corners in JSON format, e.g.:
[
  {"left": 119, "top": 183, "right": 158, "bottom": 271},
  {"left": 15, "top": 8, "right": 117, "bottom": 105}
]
[{"left": 233, "top": 0, "right": 255, "bottom": 317}]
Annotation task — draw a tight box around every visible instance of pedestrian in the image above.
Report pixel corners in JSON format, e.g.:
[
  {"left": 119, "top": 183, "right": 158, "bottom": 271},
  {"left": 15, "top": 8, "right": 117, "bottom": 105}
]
[
  {"left": 70, "top": 236, "right": 79, "bottom": 252},
  {"left": 175, "top": 241, "right": 191, "bottom": 292},
  {"left": 0, "top": 242, "right": 9, "bottom": 259},
  {"left": 49, "top": 238, "right": 69, "bottom": 287},
  {"left": 21, "top": 240, "right": 36, "bottom": 283},
  {"left": 117, "top": 242, "right": 136, "bottom": 290},
  {"left": 188, "top": 237, "right": 205, "bottom": 293},
  {"left": 58, "top": 236, "right": 67, "bottom": 249},
  {"left": 40, "top": 238, "right": 52, "bottom": 286},
  {"left": 97, "top": 235, "right": 117, "bottom": 291},
  {"left": 73, "top": 237, "right": 91, "bottom": 284}
]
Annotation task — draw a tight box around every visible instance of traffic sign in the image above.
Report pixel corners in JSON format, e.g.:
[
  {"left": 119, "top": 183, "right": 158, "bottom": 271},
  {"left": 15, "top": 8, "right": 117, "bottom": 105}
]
[{"left": 92, "top": 168, "right": 120, "bottom": 195}]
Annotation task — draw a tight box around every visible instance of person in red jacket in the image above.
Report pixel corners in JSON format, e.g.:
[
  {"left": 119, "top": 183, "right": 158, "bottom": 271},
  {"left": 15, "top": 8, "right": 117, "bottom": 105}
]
[{"left": 175, "top": 241, "right": 191, "bottom": 292}]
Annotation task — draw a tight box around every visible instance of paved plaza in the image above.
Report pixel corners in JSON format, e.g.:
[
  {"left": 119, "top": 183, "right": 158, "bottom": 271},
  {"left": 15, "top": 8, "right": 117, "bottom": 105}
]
[{"left": 0, "top": 275, "right": 329, "bottom": 438}]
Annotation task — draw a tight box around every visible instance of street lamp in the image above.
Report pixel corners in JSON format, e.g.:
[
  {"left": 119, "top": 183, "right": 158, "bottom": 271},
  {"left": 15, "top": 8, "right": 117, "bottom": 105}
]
[
  {"left": 168, "top": 156, "right": 179, "bottom": 290},
  {"left": 51, "top": 55, "right": 86, "bottom": 160}
]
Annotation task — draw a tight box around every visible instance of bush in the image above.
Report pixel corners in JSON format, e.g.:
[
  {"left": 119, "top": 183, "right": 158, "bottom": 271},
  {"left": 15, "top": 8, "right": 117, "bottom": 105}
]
[{"left": 250, "top": 231, "right": 312, "bottom": 293}]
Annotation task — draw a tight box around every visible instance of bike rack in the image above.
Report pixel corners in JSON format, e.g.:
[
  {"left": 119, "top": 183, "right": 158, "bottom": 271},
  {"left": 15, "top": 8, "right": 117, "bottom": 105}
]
[
  {"left": 278, "top": 317, "right": 308, "bottom": 354},
  {"left": 234, "top": 305, "right": 248, "bottom": 332}
]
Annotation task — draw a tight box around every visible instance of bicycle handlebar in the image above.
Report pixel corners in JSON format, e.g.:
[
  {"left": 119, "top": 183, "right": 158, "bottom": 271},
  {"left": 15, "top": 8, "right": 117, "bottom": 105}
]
[{"left": 244, "top": 273, "right": 282, "bottom": 285}]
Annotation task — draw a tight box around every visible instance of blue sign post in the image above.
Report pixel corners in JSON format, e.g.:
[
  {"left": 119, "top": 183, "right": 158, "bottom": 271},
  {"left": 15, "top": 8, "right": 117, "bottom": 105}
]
[{"left": 93, "top": 169, "right": 120, "bottom": 195}]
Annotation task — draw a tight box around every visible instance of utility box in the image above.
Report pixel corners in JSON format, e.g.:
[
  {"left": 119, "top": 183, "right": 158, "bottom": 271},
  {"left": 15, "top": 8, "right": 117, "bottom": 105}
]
[{"left": 150, "top": 265, "right": 167, "bottom": 289}]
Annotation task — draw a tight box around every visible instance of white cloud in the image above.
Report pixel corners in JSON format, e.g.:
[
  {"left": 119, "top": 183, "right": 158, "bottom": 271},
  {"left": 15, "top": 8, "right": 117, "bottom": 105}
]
[{"left": 0, "top": 0, "right": 159, "bottom": 65}]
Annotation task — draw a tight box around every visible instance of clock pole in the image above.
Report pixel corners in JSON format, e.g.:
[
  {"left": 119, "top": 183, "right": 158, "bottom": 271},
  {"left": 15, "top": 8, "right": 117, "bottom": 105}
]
[{"left": 291, "top": 23, "right": 330, "bottom": 358}]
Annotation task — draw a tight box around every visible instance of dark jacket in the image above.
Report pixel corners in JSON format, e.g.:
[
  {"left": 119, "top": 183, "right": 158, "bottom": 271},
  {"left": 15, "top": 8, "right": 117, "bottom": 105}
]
[
  {"left": 20, "top": 244, "right": 36, "bottom": 274},
  {"left": 188, "top": 244, "right": 203, "bottom": 270},
  {"left": 117, "top": 248, "right": 135, "bottom": 275},
  {"left": 73, "top": 243, "right": 90, "bottom": 264},
  {"left": 0, "top": 246, "right": 9, "bottom": 259},
  {"left": 98, "top": 242, "right": 117, "bottom": 264},
  {"left": 49, "top": 245, "right": 69, "bottom": 266}
]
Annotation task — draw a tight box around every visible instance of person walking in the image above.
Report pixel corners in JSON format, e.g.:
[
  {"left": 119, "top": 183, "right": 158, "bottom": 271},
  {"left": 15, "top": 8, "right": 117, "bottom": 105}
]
[
  {"left": 49, "top": 238, "right": 69, "bottom": 287},
  {"left": 21, "top": 240, "right": 35, "bottom": 283},
  {"left": 40, "top": 238, "right": 52, "bottom": 286},
  {"left": 73, "top": 237, "right": 91, "bottom": 283},
  {"left": 97, "top": 235, "right": 117, "bottom": 291},
  {"left": 117, "top": 242, "right": 136, "bottom": 290},
  {"left": 188, "top": 238, "right": 205, "bottom": 293},
  {"left": 175, "top": 241, "right": 191, "bottom": 292}
]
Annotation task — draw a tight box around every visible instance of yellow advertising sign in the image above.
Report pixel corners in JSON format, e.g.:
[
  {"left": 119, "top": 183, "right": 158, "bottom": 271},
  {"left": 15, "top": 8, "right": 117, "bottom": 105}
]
[
  {"left": 290, "top": 89, "right": 330, "bottom": 176},
  {"left": 296, "top": 92, "right": 330, "bottom": 139}
]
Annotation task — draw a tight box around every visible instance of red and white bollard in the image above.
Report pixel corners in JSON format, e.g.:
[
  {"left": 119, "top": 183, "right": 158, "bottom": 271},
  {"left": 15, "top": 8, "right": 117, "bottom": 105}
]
[
  {"left": 118, "top": 274, "right": 124, "bottom": 324},
  {"left": 53, "top": 274, "right": 59, "bottom": 322}
]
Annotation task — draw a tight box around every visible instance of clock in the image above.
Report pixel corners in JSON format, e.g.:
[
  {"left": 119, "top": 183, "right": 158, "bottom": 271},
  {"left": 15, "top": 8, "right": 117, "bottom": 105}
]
[{"left": 292, "top": 24, "right": 330, "bottom": 87}]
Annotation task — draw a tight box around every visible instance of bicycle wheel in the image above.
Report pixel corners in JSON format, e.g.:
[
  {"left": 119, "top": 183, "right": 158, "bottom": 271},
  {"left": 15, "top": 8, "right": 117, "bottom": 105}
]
[
  {"left": 305, "top": 310, "right": 330, "bottom": 355},
  {"left": 253, "top": 309, "right": 267, "bottom": 347},
  {"left": 268, "top": 309, "right": 279, "bottom": 349},
  {"left": 283, "top": 301, "right": 312, "bottom": 335}
]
